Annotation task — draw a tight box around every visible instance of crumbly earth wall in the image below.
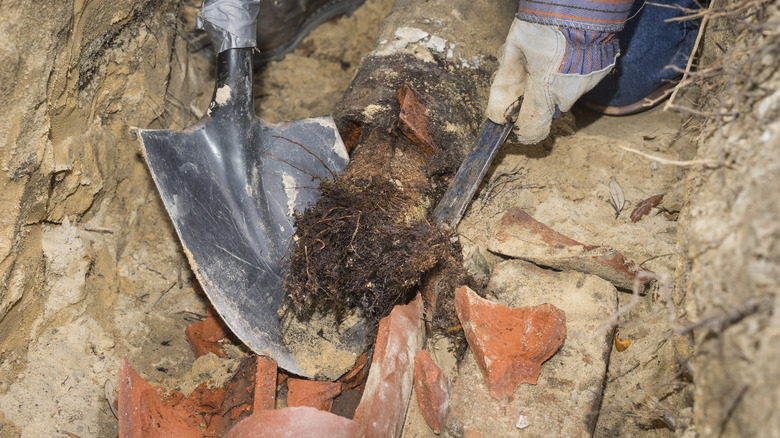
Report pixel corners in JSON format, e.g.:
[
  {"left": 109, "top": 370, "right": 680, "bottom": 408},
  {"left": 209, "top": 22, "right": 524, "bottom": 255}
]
[
  {"left": 0, "top": 0, "right": 392, "bottom": 435},
  {"left": 683, "top": 2, "right": 780, "bottom": 436},
  {"left": 0, "top": 0, "right": 204, "bottom": 434},
  {"left": 0, "top": 0, "right": 194, "bottom": 350}
]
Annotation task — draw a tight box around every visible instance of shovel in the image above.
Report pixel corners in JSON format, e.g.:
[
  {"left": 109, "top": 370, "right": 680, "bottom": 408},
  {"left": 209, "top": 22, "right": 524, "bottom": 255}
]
[{"left": 133, "top": 0, "right": 349, "bottom": 377}]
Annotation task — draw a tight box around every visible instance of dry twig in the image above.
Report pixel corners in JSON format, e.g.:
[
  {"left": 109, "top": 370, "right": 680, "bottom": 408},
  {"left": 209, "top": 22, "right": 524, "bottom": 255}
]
[
  {"left": 618, "top": 144, "right": 722, "bottom": 168},
  {"left": 663, "top": 0, "right": 712, "bottom": 111}
]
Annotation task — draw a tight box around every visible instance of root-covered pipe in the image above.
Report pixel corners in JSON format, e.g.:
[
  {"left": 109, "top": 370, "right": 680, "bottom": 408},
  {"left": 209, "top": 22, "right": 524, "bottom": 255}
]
[{"left": 280, "top": 0, "right": 518, "bottom": 379}]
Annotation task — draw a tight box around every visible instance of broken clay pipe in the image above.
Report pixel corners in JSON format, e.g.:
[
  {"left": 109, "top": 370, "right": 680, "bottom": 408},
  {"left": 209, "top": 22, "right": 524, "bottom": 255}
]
[{"left": 489, "top": 208, "right": 653, "bottom": 290}]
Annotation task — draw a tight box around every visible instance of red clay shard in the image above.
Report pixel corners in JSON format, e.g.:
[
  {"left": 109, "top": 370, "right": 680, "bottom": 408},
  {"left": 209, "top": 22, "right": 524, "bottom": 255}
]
[
  {"left": 454, "top": 286, "right": 566, "bottom": 400},
  {"left": 118, "top": 357, "right": 255, "bottom": 438},
  {"left": 184, "top": 307, "right": 230, "bottom": 358},
  {"left": 397, "top": 83, "right": 436, "bottom": 156},
  {"left": 339, "top": 352, "right": 369, "bottom": 390},
  {"left": 254, "top": 356, "right": 277, "bottom": 412},
  {"left": 353, "top": 294, "right": 424, "bottom": 438},
  {"left": 414, "top": 350, "right": 453, "bottom": 434},
  {"left": 287, "top": 379, "right": 343, "bottom": 412},
  {"left": 118, "top": 356, "right": 257, "bottom": 438},
  {"left": 225, "top": 406, "right": 364, "bottom": 438},
  {"left": 489, "top": 207, "right": 653, "bottom": 290}
]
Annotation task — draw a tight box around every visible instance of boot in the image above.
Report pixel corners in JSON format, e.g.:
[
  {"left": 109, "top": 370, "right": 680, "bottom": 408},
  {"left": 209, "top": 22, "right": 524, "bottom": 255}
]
[{"left": 255, "top": 0, "right": 367, "bottom": 65}]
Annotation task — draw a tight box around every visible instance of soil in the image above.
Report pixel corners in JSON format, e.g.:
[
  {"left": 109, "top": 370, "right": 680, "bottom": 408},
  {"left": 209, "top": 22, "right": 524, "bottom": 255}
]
[{"left": 0, "top": 0, "right": 776, "bottom": 437}]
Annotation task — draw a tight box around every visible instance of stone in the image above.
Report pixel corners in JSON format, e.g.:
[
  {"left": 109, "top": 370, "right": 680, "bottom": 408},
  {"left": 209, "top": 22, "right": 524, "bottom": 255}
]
[
  {"left": 488, "top": 208, "right": 652, "bottom": 290},
  {"left": 454, "top": 286, "right": 566, "bottom": 400},
  {"left": 287, "top": 379, "right": 343, "bottom": 412},
  {"left": 444, "top": 260, "right": 618, "bottom": 437},
  {"left": 225, "top": 406, "right": 364, "bottom": 438},
  {"left": 353, "top": 295, "right": 424, "bottom": 438},
  {"left": 414, "top": 350, "right": 453, "bottom": 434}
]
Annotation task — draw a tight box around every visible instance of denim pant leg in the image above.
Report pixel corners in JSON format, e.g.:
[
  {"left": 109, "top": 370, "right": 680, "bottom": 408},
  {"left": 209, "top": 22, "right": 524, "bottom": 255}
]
[{"left": 582, "top": 0, "right": 700, "bottom": 108}]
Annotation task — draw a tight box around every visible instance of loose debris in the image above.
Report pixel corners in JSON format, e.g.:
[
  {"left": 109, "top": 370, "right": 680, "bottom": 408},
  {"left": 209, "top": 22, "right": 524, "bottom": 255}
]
[
  {"left": 445, "top": 260, "right": 618, "bottom": 436},
  {"left": 397, "top": 83, "right": 436, "bottom": 156},
  {"left": 614, "top": 330, "right": 631, "bottom": 352},
  {"left": 287, "top": 379, "right": 343, "bottom": 412},
  {"left": 224, "top": 407, "right": 364, "bottom": 438},
  {"left": 630, "top": 194, "right": 665, "bottom": 223},
  {"left": 118, "top": 356, "right": 259, "bottom": 437},
  {"left": 414, "top": 350, "right": 453, "bottom": 434},
  {"left": 353, "top": 295, "right": 424, "bottom": 437},
  {"left": 607, "top": 178, "right": 627, "bottom": 219},
  {"left": 184, "top": 307, "right": 230, "bottom": 358},
  {"left": 254, "top": 357, "right": 277, "bottom": 412}
]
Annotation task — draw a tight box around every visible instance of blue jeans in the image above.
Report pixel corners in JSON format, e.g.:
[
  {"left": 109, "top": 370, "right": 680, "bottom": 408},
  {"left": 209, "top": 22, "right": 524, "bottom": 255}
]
[{"left": 582, "top": 0, "right": 700, "bottom": 108}]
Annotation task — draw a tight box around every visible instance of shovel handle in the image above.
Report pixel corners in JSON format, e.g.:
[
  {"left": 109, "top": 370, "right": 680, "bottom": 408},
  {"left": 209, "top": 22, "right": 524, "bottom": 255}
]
[{"left": 209, "top": 48, "right": 256, "bottom": 119}]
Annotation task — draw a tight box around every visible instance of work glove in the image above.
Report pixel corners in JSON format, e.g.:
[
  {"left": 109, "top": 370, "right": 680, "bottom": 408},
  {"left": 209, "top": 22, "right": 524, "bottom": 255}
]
[{"left": 487, "top": 0, "right": 634, "bottom": 144}]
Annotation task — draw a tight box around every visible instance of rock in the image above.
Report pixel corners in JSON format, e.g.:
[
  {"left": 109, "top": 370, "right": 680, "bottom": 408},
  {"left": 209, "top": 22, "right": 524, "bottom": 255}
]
[
  {"left": 453, "top": 286, "right": 566, "bottom": 400},
  {"left": 287, "top": 379, "right": 343, "bottom": 412},
  {"left": 444, "top": 261, "right": 618, "bottom": 437},
  {"left": 353, "top": 295, "right": 424, "bottom": 438},
  {"left": 488, "top": 208, "right": 652, "bottom": 290},
  {"left": 253, "top": 356, "right": 277, "bottom": 412},
  {"left": 414, "top": 350, "right": 453, "bottom": 434},
  {"left": 225, "top": 406, "right": 364, "bottom": 438}
]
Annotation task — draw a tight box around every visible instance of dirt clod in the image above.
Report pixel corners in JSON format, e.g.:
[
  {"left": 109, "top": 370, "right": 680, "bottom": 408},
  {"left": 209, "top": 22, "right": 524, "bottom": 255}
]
[{"left": 282, "top": 176, "right": 454, "bottom": 330}]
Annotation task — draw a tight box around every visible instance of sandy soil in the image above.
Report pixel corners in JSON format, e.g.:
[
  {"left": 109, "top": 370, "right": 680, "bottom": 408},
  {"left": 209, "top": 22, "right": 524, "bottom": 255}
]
[
  {"left": 0, "top": 1, "right": 391, "bottom": 436},
  {"left": 0, "top": 0, "right": 697, "bottom": 436}
]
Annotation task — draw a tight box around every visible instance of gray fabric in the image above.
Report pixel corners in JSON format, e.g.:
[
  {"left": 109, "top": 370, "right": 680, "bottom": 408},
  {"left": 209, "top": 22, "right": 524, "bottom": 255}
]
[{"left": 197, "top": 0, "right": 261, "bottom": 53}]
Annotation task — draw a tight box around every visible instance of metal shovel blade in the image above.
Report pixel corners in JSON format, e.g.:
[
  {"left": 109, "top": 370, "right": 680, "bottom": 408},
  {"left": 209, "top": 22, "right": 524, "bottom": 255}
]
[{"left": 134, "top": 48, "right": 348, "bottom": 377}]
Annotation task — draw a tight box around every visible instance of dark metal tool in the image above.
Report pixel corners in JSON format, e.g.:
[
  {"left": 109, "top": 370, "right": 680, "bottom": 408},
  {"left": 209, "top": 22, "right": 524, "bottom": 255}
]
[
  {"left": 431, "top": 98, "right": 522, "bottom": 228},
  {"left": 134, "top": 0, "right": 349, "bottom": 377}
]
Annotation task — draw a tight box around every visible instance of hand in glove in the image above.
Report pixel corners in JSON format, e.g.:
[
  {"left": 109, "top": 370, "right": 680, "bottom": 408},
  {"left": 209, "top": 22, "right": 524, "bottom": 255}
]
[{"left": 486, "top": 0, "right": 634, "bottom": 144}]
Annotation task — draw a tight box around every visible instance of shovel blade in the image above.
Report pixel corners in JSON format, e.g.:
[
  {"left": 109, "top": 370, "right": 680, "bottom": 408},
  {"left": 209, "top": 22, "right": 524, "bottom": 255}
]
[{"left": 137, "top": 114, "right": 348, "bottom": 378}]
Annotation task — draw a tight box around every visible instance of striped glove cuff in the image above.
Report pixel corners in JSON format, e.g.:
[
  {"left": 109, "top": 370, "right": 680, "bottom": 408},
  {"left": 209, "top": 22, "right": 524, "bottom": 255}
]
[
  {"left": 557, "top": 27, "right": 618, "bottom": 74},
  {"left": 516, "top": 0, "right": 634, "bottom": 33}
]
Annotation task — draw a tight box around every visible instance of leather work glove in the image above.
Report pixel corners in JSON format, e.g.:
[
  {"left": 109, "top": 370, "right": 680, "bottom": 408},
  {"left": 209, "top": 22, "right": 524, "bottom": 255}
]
[{"left": 487, "top": 0, "right": 635, "bottom": 144}]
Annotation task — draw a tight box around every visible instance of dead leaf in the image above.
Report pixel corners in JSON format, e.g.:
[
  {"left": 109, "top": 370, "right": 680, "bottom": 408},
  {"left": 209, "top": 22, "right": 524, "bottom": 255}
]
[
  {"left": 614, "top": 331, "right": 631, "bottom": 352},
  {"left": 607, "top": 178, "right": 626, "bottom": 219},
  {"left": 630, "top": 194, "right": 664, "bottom": 223}
]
